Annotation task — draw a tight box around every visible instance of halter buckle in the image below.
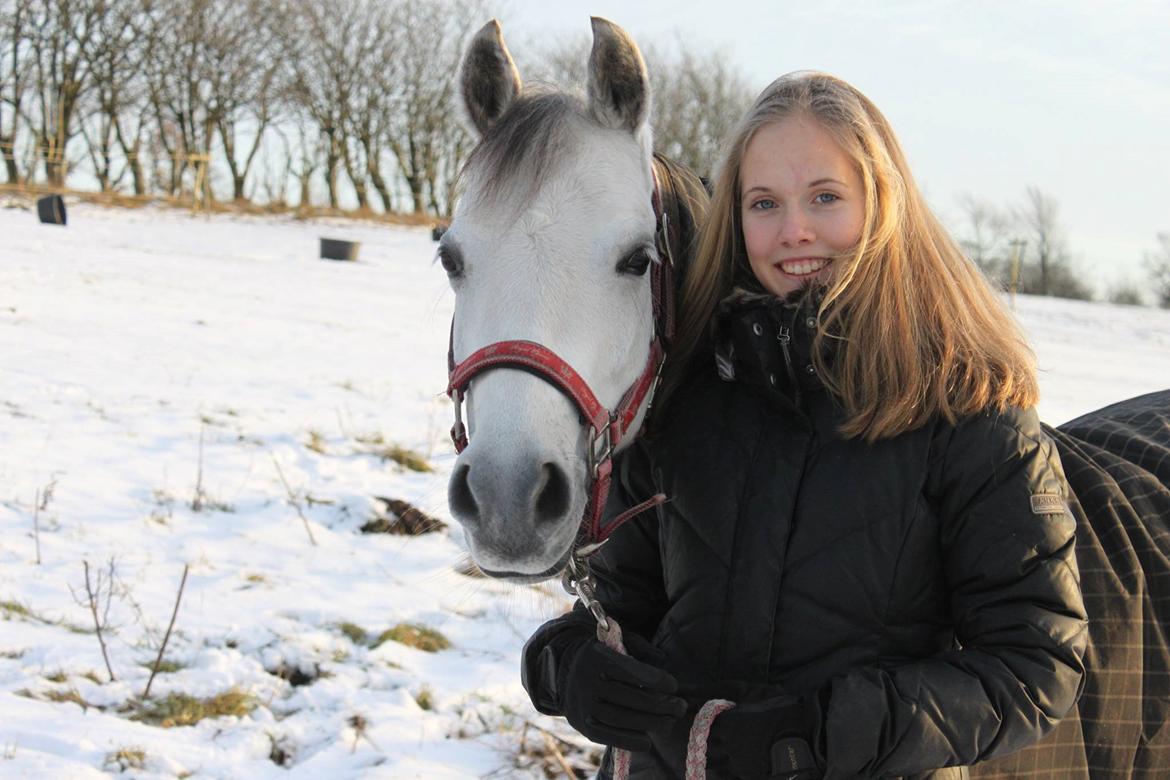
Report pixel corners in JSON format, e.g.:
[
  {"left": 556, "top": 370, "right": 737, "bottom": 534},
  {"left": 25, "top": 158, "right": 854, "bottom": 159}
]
[
  {"left": 587, "top": 416, "right": 616, "bottom": 479},
  {"left": 656, "top": 210, "right": 674, "bottom": 268},
  {"left": 450, "top": 388, "right": 467, "bottom": 450}
]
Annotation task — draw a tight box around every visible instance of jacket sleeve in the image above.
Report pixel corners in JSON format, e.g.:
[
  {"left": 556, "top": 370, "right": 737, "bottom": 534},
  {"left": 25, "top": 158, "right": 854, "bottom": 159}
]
[
  {"left": 520, "top": 440, "right": 670, "bottom": 715},
  {"left": 821, "top": 406, "right": 1089, "bottom": 779}
]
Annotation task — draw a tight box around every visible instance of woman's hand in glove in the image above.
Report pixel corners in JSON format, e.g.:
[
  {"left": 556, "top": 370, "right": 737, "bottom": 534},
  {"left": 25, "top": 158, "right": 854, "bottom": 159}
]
[
  {"left": 558, "top": 633, "right": 687, "bottom": 752},
  {"left": 706, "top": 695, "right": 823, "bottom": 780}
]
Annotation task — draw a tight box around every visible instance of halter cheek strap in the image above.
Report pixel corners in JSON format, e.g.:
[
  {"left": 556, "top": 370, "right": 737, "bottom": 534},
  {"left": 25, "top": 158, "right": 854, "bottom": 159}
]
[{"left": 445, "top": 168, "right": 674, "bottom": 544}]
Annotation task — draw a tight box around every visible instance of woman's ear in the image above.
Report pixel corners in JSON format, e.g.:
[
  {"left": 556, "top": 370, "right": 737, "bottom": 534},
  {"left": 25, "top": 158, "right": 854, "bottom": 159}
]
[{"left": 459, "top": 20, "right": 522, "bottom": 138}]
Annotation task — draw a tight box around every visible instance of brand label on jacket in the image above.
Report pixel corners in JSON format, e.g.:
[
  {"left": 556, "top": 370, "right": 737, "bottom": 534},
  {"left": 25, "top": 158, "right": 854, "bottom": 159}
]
[{"left": 1030, "top": 493, "right": 1065, "bottom": 515}]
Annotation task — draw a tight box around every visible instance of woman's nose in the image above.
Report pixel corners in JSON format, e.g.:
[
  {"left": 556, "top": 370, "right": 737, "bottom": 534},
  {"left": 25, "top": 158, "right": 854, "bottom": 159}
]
[{"left": 777, "top": 209, "right": 815, "bottom": 246}]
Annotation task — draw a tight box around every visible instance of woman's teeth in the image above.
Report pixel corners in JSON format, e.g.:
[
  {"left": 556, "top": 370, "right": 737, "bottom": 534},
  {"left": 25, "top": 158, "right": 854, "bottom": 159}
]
[{"left": 778, "top": 258, "right": 829, "bottom": 276}]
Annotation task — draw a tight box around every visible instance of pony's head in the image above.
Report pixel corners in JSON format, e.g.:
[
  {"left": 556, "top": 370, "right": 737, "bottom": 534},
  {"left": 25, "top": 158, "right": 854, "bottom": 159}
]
[{"left": 442, "top": 18, "right": 659, "bottom": 580}]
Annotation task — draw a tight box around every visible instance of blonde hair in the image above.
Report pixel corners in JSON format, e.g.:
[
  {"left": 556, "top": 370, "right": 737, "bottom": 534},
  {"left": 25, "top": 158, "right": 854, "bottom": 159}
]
[{"left": 660, "top": 72, "right": 1039, "bottom": 441}]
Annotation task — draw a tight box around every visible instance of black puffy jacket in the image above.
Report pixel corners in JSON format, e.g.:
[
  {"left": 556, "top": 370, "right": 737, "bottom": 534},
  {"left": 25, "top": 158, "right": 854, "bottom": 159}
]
[{"left": 522, "top": 292, "right": 1088, "bottom": 779}]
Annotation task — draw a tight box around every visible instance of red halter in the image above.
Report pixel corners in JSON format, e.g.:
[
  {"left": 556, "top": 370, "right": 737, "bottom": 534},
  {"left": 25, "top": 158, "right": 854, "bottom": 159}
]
[{"left": 446, "top": 171, "right": 675, "bottom": 544}]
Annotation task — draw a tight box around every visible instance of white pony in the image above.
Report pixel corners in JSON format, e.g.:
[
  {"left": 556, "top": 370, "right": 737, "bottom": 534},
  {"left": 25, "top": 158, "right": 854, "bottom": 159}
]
[{"left": 442, "top": 18, "right": 696, "bottom": 581}]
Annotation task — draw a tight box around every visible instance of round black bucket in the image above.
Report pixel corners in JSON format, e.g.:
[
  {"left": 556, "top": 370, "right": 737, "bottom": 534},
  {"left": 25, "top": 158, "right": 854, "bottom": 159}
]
[
  {"left": 320, "top": 238, "right": 359, "bottom": 262},
  {"left": 37, "top": 194, "right": 67, "bottom": 226}
]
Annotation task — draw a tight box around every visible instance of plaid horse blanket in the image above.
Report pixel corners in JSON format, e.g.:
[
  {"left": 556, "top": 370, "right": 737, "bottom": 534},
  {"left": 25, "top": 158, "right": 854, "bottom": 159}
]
[{"left": 972, "top": 390, "right": 1170, "bottom": 779}]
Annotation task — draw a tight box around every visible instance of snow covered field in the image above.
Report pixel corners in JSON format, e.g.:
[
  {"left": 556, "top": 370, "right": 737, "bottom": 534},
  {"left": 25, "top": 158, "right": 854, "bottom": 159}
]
[{"left": 1, "top": 202, "right": 1169, "bottom": 779}]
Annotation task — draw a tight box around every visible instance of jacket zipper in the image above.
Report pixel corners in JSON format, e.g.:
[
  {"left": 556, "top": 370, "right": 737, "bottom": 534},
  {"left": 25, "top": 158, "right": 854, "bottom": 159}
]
[{"left": 777, "top": 324, "right": 802, "bottom": 406}]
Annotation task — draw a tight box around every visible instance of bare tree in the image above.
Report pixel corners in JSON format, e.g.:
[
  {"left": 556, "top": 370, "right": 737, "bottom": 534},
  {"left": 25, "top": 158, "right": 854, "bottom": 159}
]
[
  {"left": 1012, "top": 186, "right": 1093, "bottom": 299},
  {"left": 648, "top": 45, "right": 751, "bottom": 180},
  {"left": 428, "top": 112, "right": 470, "bottom": 217},
  {"left": 208, "top": 0, "right": 283, "bottom": 202},
  {"left": 1015, "top": 185, "right": 1065, "bottom": 297},
  {"left": 385, "top": 0, "right": 482, "bottom": 215},
  {"left": 0, "top": 0, "right": 34, "bottom": 184},
  {"left": 955, "top": 192, "right": 1014, "bottom": 284},
  {"left": 109, "top": 0, "right": 153, "bottom": 195},
  {"left": 287, "top": 110, "right": 321, "bottom": 209},
  {"left": 144, "top": 0, "right": 214, "bottom": 198},
  {"left": 145, "top": 0, "right": 270, "bottom": 202},
  {"left": 27, "top": 0, "right": 104, "bottom": 185},
  {"left": 520, "top": 34, "right": 587, "bottom": 89},
  {"left": 340, "top": 0, "right": 401, "bottom": 212},
  {"left": 335, "top": 12, "right": 391, "bottom": 212},
  {"left": 259, "top": 121, "right": 293, "bottom": 207},
  {"left": 1146, "top": 232, "right": 1170, "bottom": 309},
  {"left": 75, "top": 0, "right": 144, "bottom": 192},
  {"left": 282, "top": 0, "right": 383, "bottom": 210}
]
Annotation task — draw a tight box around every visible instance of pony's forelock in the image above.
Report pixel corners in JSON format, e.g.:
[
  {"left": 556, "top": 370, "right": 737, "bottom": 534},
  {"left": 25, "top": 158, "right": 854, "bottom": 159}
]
[{"left": 460, "top": 91, "right": 584, "bottom": 216}]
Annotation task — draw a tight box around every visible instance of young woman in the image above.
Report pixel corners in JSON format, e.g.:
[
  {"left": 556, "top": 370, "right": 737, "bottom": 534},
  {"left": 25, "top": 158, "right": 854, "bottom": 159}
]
[{"left": 521, "top": 72, "right": 1088, "bottom": 780}]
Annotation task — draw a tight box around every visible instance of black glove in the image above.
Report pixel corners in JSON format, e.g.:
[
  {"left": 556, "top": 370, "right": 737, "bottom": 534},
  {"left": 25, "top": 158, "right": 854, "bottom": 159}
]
[
  {"left": 557, "top": 632, "right": 687, "bottom": 752},
  {"left": 706, "top": 694, "right": 823, "bottom": 780}
]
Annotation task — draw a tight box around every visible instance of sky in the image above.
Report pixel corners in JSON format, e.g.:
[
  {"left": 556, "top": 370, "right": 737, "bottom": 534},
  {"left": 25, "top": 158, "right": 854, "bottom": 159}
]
[{"left": 482, "top": 0, "right": 1170, "bottom": 296}]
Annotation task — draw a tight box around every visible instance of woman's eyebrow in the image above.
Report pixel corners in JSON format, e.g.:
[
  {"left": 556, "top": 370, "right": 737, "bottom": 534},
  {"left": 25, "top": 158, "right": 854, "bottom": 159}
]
[{"left": 743, "top": 178, "right": 848, "bottom": 197}]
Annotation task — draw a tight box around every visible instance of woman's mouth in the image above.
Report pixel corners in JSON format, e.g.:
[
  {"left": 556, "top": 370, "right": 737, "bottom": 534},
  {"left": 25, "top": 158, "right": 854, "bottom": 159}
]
[{"left": 776, "top": 257, "right": 831, "bottom": 277}]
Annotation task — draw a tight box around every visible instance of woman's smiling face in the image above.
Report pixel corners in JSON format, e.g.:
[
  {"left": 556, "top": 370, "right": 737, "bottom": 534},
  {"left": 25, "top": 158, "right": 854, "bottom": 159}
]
[{"left": 740, "top": 115, "right": 865, "bottom": 298}]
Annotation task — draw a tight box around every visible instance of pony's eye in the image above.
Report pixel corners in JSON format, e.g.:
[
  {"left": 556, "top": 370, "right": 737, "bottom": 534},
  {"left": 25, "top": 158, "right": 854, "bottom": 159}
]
[
  {"left": 617, "top": 247, "right": 654, "bottom": 276},
  {"left": 437, "top": 246, "right": 463, "bottom": 278}
]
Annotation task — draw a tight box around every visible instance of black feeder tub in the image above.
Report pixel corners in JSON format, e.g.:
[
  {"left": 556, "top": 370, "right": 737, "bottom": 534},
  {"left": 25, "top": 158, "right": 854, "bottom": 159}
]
[
  {"left": 37, "top": 194, "right": 67, "bottom": 226},
  {"left": 319, "top": 237, "right": 360, "bottom": 262}
]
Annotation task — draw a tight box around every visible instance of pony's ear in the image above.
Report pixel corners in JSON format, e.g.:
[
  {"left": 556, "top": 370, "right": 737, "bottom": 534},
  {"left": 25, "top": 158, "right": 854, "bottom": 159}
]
[
  {"left": 460, "top": 20, "right": 522, "bottom": 138},
  {"left": 586, "top": 17, "right": 649, "bottom": 133}
]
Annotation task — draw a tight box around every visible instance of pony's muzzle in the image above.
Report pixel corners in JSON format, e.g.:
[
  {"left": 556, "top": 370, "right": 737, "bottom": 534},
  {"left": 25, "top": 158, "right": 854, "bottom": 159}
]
[{"left": 447, "top": 451, "right": 580, "bottom": 576}]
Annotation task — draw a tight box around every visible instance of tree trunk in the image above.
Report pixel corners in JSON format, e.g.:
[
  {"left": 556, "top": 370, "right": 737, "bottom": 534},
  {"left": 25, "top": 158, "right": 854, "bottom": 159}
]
[
  {"left": 298, "top": 171, "right": 312, "bottom": 209},
  {"left": 41, "top": 84, "right": 82, "bottom": 186},
  {"left": 0, "top": 133, "right": 19, "bottom": 184},
  {"left": 341, "top": 142, "right": 368, "bottom": 210},
  {"left": 325, "top": 145, "right": 340, "bottom": 209},
  {"left": 219, "top": 120, "right": 244, "bottom": 201},
  {"left": 128, "top": 148, "right": 145, "bottom": 195},
  {"left": 43, "top": 143, "right": 66, "bottom": 186},
  {"left": 114, "top": 117, "right": 146, "bottom": 196},
  {"left": 369, "top": 165, "right": 392, "bottom": 213},
  {"left": 407, "top": 174, "right": 424, "bottom": 214},
  {"left": 361, "top": 134, "right": 393, "bottom": 213}
]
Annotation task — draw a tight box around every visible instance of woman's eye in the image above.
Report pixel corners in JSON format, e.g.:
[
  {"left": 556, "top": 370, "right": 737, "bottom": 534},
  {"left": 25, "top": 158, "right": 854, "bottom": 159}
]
[
  {"left": 617, "top": 248, "right": 653, "bottom": 276},
  {"left": 437, "top": 247, "right": 463, "bottom": 278},
  {"left": 752, "top": 199, "right": 776, "bottom": 210},
  {"left": 814, "top": 192, "right": 840, "bottom": 205}
]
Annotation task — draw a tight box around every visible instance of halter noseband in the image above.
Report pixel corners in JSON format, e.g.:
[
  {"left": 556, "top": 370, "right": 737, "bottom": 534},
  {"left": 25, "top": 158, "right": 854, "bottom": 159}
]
[{"left": 445, "top": 168, "right": 675, "bottom": 545}]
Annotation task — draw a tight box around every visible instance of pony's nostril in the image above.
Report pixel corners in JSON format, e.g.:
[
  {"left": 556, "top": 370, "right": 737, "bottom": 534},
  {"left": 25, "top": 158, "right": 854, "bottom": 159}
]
[
  {"left": 449, "top": 463, "right": 479, "bottom": 522},
  {"left": 534, "top": 462, "right": 571, "bottom": 525}
]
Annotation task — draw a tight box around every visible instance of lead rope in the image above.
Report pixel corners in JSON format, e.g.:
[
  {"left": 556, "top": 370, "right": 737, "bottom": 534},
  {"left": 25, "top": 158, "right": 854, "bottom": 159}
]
[{"left": 564, "top": 516, "right": 736, "bottom": 780}]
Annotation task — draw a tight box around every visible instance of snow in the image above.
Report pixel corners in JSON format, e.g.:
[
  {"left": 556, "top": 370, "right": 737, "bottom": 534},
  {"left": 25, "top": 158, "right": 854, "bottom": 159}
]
[{"left": 1, "top": 201, "right": 1169, "bottom": 779}]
